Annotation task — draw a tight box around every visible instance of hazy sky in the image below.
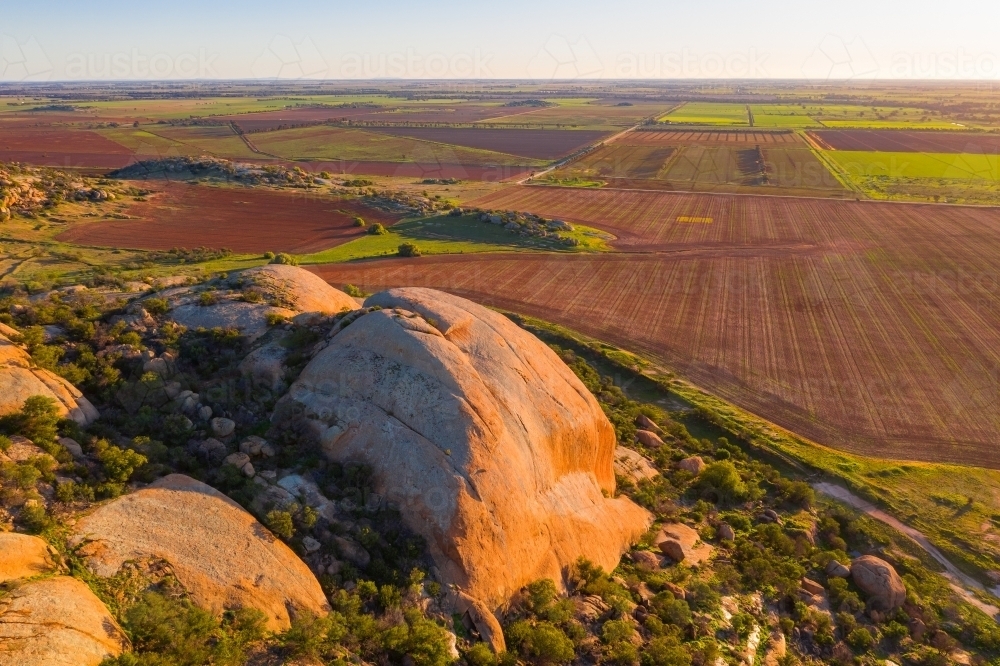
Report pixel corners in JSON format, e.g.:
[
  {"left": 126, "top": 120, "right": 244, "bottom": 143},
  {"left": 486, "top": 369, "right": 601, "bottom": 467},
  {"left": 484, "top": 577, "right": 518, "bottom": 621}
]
[{"left": 2, "top": 0, "right": 999, "bottom": 81}]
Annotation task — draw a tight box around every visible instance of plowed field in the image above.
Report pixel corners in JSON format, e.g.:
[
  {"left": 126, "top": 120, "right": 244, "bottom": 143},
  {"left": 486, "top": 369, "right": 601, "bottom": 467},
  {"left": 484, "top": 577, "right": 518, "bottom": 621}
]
[
  {"left": 627, "top": 130, "right": 801, "bottom": 145},
  {"left": 812, "top": 130, "right": 1000, "bottom": 153},
  {"left": 57, "top": 183, "right": 401, "bottom": 253},
  {"left": 364, "top": 127, "right": 607, "bottom": 160},
  {"left": 311, "top": 186, "right": 1000, "bottom": 468},
  {"left": 0, "top": 128, "right": 135, "bottom": 168}
]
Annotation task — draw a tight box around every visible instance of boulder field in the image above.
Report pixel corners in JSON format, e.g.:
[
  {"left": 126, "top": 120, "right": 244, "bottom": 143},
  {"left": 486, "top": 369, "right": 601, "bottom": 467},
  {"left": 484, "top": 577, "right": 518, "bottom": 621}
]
[
  {"left": 273, "top": 287, "right": 653, "bottom": 611},
  {"left": 70, "top": 474, "right": 329, "bottom": 630}
]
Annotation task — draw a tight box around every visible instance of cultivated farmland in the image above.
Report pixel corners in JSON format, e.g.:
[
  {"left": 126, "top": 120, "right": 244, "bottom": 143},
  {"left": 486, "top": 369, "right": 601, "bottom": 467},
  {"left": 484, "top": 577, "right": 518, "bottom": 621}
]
[
  {"left": 362, "top": 127, "right": 607, "bottom": 160},
  {"left": 813, "top": 129, "right": 1000, "bottom": 153},
  {"left": 56, "top": 183, "right": 402, "bottom": 253},
  {"left": 546, "top": 128, "right": 847, "bottom": 196},
  {"left": 312, "top": 186, "right": 1000, "bottom": 469}
]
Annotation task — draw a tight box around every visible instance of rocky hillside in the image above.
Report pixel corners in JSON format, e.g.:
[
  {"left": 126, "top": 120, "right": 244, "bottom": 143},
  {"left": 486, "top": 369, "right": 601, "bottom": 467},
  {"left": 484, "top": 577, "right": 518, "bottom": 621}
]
[{"left": 0, "top": 270, "right": 996, "bottom": 666}]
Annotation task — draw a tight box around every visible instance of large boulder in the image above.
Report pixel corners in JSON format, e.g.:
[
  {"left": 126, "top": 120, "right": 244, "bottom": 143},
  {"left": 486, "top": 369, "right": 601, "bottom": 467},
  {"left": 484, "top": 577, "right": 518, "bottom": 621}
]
[
  {"left": 850, "top": 555, "right": 906, "bottom": 611},
  {"left": 163, "top": 265, "right": 357, "bottom": 343},
  {"left": 0, "top": 333, "right": 99, "bottom": 425},
  {"left": 70, "top": 474, "right": 329, "bottom": 630},
  {"left": 242, "top": 264, "right": 357, "bottom": 314},
  {"left": 0, "top": 576, "right": 125, "bottom": 666},
  {"left": 273, "top": 287, "right": 652, "bottom": 610},
  {"left": 0, "top": 533, "right": 57, "bottom": 583}
]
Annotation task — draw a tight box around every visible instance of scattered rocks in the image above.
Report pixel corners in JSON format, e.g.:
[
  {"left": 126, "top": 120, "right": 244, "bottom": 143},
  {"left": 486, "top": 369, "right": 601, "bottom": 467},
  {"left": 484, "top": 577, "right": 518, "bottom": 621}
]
[
  {"left": 825, "top": 559, "right": 850, "bottom": 578},
  {"left": 717, "top": 523, "right": 735, "bottom": 541},
  {"left": 630, "top": 550, "right": 662, "bottom": 570},
  {"left": 677, "top": 456, "right": 706, "bottom": 475},
  {"left": 211, "top": 417, "right": 236, "bottom": 438},
  {"left": 70, "top": 474, "right": 329, "bottom": 630},
  {"left": 334, "top": 536, "right": 371, "bottom": 568},
  {"left": 635, "top": 413, "right": 664, "bottom": 435},
  {"left": 801, "top": 578, "right": 825, "bottom": 596},
  {"left": 656, "top": 523, "right": 714, "bottom": 565},
  {"left": 635, "top": 429, "right": 665, "bottom": 449},
  {"left": 613, "top": 446, "right": 659, "bottom": 485},
  {"left": 850, "top": 555, "right": 906, "bottom": 611},
  {"left": 198, "top": 405, "right": 213, "bottom": 421},
  {"left": 759, "top": 509, "right": 781, "bottom": 524}
]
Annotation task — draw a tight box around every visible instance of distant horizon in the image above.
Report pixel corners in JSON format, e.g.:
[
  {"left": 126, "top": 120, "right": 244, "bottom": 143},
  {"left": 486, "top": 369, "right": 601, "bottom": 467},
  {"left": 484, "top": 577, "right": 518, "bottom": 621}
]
[{"left": 4, "top": 0, "right": 1000, "bottom": 83}]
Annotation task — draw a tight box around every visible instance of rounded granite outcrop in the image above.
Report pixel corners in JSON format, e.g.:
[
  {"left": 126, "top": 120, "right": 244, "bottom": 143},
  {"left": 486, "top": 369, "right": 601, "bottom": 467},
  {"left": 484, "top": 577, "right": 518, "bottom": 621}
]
[
  {"left": 0, "top": 533, "right": 57, "bottom": 583},
  {"left": 0, "top": 332, "right": 100, "bottom": 425},
  {"left": 0, "top": 576, "right": 125, "bottom": 666},
  {"left": 273, "top": 287, "right": 653, "bottom": 611},
  {"left": 69, "top": 473, "right": 329, "bottom": 630}
]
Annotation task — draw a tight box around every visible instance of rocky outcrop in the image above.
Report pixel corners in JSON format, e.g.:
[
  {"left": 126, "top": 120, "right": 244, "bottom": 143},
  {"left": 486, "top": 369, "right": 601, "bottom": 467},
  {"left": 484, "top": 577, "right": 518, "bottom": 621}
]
[
  {"left": 70, "top": 474, "right": 329, "bottom": 630},
  {"left": 0, "top": 533, "right": 57, "bottom": 583},
  {"left": 0, "top": 576, "right": 125, "bottom": 666},
  {"left": 0, "top": 333, "right": 99, "bottom": 425},
  {"left": 273, "top": 287, "right": 652, "bottom": 610},
  {"left": 850, "top": 555, "right": 906, "bottom": 611},
  {"left": 163, "top": 265, "right": 357, "bottom": 343},
  {"left": 241, "top": 264, "right": 357, "bottom": 315},
  {"left": 655, "top": 523, "right": 713, "bottom": 565},
  {"left": 614, "top": 446, "right": 659, "bottom": 485},
  {"left": 635, "top": 430, "right": 664, "bottom": 449}
]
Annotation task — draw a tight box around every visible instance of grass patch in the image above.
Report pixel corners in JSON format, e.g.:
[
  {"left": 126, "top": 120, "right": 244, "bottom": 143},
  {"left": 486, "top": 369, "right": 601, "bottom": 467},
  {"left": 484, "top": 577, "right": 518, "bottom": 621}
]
[
  {"left": 297, "top": 214, "right": 612, "bottom": 264},
  {"left": 660, "top": 102, "right": 749, "bottom": 126}
]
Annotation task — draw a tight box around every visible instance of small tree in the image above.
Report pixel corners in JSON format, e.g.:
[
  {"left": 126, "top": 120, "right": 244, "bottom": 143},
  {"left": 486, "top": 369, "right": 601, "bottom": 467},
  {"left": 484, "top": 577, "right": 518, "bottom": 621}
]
[
  {"left": 269, "top": 252, "right": 299, "bottom": 266},
  {"left": 398, "top": 242, "right": 421, "bottom": 257},
  {"left": 368, "top": 223, "right": 388, "bottom": 236}
]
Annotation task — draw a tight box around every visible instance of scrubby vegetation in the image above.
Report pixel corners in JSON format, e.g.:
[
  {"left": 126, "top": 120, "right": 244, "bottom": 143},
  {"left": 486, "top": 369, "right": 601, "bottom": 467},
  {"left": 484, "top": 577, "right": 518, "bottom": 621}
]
[{"left": 0, "top": 280, "right": 997, "bottom": 666}]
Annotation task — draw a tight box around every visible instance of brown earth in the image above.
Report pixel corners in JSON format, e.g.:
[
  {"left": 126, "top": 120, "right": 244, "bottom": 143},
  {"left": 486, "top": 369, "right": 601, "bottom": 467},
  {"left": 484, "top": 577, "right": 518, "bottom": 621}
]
[
  {"left": 310, "top": 186, "right": 1000, "bottom": 469},
  {"left": 811, "top": 129, "right": 1000, "bottom": 153},
  {"left": 0, "top": 128, "right": 135, "bottom": 169},
  {"left": 56, "top": 182, "right": 402, "bottom": 253}
]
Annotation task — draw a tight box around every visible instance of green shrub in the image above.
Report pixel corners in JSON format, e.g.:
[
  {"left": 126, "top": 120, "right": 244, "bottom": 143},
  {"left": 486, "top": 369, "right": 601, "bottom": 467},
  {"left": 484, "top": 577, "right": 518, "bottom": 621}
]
[
  {"left": 263, "top": 251, "right": 276, "bottom": 260},
  {"left": 465, "top": 642, "right": 500, "bottom": 666},
  {"left": 368, "top": 223, "right": 388, "bottom": 235},
  {"left": 265, "top": 312, "right": 288, "bottom": 326},
  {"left": 95, "top": 441, "right": 148, "bottom": 484},
  {"left": 695, "top": 461, "right": 748, "bottom": 504},
  {"left": 649, "top": 592, "right": 691, "bottom": 626},
  {"left": 198, "top": 291, "right": 218, "bottom": 307},
  {"left": 506, "top": 620, "right": 575, "bottom": 665},
  {"left": 144, "top": 298, "right": 169, "bottom": 315},
  {"left": 19, "top": 502, "right": 51, "bottom": 533},
  {"left": 382, "top": 608, "right": 455, "bottom": 666},
  {"left": 269, "top": 252, "right": 299, "bottom": 266},
  {"left": 344, "top": 284, "right": 365, "bottom": 297},
  {"left": 266, "top": 510, "right": 295, "bottom": 540},
  {"left": 344, "top": 178, "right": 374, "bottom": 187},
  {"left": 846, "top": 626, "right": 874, "bottom": 652},
  {"left": 642, "top": 635, "right": 691, "bottom": 666},
  {"left": 398, "top": 242, "right": 421, "bottom": 257},
  {"left": 354, "top": 216, "right": 366, "bottom": 227},
  {"left": 601, "top": 619, "right": 635, "bottom": 644}
]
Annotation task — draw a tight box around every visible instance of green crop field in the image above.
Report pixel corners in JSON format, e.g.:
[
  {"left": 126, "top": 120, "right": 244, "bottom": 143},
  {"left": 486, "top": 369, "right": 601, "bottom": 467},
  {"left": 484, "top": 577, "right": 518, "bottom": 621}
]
[
  {"left": 297, "top": 214, "right": 612, "bottom": 264},
  {"left": 660, "top": 102, "right": 749, "bottom": 125},
  {"left": 825, "top": 150, "right": 1000, "bottom": 203}
]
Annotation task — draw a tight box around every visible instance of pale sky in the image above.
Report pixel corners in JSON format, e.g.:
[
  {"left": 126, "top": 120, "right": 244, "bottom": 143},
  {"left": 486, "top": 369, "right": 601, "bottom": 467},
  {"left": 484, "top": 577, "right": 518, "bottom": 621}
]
[{"left": 2, "top": 0, "right": 999, "bottom": 81}]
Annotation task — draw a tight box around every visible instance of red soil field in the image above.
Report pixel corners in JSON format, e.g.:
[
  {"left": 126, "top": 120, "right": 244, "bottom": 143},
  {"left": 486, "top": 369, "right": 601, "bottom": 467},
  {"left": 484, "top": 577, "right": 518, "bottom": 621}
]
[
  {"left": 56, "top": 183, "right": 401, "bottom": 253},
  {"left": 0, "top": 128, "right": 135, "bottom": 168},
  {"left": 811, "top": 130, "right": 1000, "bottom": 153},
  {"left": 625, "top": 130, "right": 801, "bottom": 145},
  {"left": 312, "top": 186, "right": 1000, "bottom": 469},
  {"left": 363, "top": 127, "right": 608, "bottom": 160}
]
